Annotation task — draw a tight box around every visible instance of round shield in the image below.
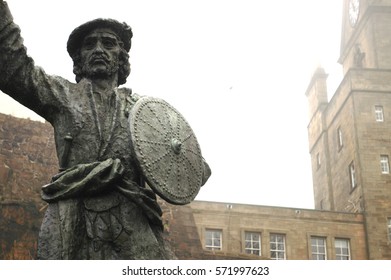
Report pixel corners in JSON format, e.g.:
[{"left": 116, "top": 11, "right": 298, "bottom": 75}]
[{"left": 129, "top": 97, "right": 203, "bottom": 205}]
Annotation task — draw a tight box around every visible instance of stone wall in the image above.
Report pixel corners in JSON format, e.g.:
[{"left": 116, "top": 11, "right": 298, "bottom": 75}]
[
  {"left": 0, "top": 114, "right": 58, "bottom": 207},
  {"left": 0, "top": 201, "right": 41, "bottom": 259},
  {"left": 0, "top": 113, "right": 57, "bottom": 259},
  {"left": 160, "top": 200, "right": 205, "bottom": 259}
]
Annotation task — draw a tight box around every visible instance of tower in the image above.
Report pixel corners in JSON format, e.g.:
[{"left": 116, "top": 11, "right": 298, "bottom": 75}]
[{"left": 306, "top": 0, "right": 391, "bottom": 259}]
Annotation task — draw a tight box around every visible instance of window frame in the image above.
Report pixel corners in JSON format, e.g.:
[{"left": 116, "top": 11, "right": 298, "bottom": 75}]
[
  {"left": 204, "top": 229, "right": 222, "bottom": 251},
  {"left": 334, "top": 238, "right": 351, "bottom": 260},
  {"left": 244, "top": 231, "right": 262, "bottom": 256},
  {"left": 380, "top": 155, "right": 390, "bottom": 174},
  {"left": 337, "top": 127, "right": 343, "bottom": 151},
  {"left": 375, "top": 105, "right": 384, "bottom": 122},
  {"left": 349, "top": 161, "right": 357, "bottom": 189},
  {"left": 270, "top": 233, "right": 286, "bottom": 260},
  {"left": 311, "top": 236, "right": 327, "bottom": 260}
]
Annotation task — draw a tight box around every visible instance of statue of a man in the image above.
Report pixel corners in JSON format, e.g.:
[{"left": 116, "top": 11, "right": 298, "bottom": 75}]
[{"left": 0, "top": 1, "right": 210, "bottom": 259}]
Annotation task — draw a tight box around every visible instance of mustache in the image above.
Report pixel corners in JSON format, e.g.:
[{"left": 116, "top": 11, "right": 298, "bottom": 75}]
[{"left": 88, "top": 54, "right": 110, "bottom": 64}]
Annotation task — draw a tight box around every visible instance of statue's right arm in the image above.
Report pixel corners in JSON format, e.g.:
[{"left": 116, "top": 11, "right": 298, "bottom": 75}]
[{"left": 0, "top": 1, "right": 67, "bottom": 122}]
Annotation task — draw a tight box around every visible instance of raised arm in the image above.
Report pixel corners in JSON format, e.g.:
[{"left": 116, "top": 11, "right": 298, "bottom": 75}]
[{"left": 0, "top": 1, "right": 69, "bottom": 122}]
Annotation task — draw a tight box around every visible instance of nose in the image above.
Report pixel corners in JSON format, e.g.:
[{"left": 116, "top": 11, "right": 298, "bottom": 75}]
[{"left": 92, "top": 41, "right": 104, "bottom": 54}]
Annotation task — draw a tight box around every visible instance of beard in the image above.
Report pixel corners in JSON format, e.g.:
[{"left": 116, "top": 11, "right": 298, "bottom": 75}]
[{"left": 80, "top": 55, "right": 120, "bottom": 79}]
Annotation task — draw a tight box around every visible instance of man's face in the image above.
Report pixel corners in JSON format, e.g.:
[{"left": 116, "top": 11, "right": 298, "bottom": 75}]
[{"left": 79, "top": 28, "right": 122, "bottom": 80}]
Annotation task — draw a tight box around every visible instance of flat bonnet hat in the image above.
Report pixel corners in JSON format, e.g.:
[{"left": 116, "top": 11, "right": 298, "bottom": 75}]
[{"left": 67, "top": 18, "right": 133, "bottom": 59}]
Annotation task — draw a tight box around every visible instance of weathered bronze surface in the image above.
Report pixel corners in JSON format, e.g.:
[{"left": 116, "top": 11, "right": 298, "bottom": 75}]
[
  {"left": 0, "top": 0, "right": 210, "bottom": 259},
  {"left": 130, "top": 97, "right": 204, "bottom": 205}
]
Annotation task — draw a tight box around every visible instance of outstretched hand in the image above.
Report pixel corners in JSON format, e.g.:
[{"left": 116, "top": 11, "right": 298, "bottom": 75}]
[{"left": 0, "top": 1, "right": 12, "bottom": 26}]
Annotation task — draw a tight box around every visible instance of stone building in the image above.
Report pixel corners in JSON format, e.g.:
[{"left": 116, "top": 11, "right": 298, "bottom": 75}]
[
  {"left": 189, "top": 201, "right": 367, "bottom": 260},
  {"left": 306, "top": 0, "right": 391, "bottom": 259},
  {"left": 1, "top": 0, "right": 391, "bottom": 260}
]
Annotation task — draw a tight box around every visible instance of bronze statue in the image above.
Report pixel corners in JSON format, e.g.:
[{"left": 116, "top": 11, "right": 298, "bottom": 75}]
[{"left": 0, "top": 1, "right": 211, "bottom": 259}]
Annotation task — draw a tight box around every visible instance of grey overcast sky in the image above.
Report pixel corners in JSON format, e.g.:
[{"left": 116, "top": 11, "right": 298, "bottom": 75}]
[{"left": 0, "top": 0, "right": 344, "bottom": 209}]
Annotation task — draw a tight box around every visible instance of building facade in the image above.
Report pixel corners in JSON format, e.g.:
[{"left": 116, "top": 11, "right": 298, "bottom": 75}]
[
  {"left": 190, "top": 201, "right": 367, "bottom": 260},
  {"left": 306, "top": 0, "right": 391, "bottom": 259}
]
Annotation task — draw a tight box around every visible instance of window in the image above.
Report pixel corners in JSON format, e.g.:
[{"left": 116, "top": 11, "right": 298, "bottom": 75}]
[
  {"left": 380, "top": 155, "right": 390, "bottom": 174},
  {"left": 205, "top": 229, "right": 222, "bottom": 251},
  {"left": 388, "top": 218, "right": 391, "bottom": 241},
  {"left": 270, "top": 233, "right": 286, "bottom": 260},
  {"left": 335, "top": 239, "right": 351, "bottom": 260},
  {"left": 349, "top": 161, "right": 356, "bottom": 189},
  {"left": 316, "top": 153, "right": 321, "bottom": 170},
  {"left": 311, "top": 237, "right": 327, "bottom": 260},
  {"left": 337, "top": 127, "right": 343, "bottom": 150},
  {"left": 245, "top": 232, "right": 261, "bottom": 256},
  {"left": 375, "top": 105, "right": 384, "bottom": 122}
]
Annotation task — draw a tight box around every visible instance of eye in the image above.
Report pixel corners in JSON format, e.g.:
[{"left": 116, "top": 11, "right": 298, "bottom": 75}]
[
  {"left": 82, "top": 38, "right": 96, "bottom": 50},
  {"left": 102, "top": 38, "right": 117, "bottom": 49}
]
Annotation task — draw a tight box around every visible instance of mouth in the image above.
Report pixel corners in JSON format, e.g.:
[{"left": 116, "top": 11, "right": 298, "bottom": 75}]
[{"left": 90, "top": 56, "right": 109, "bottom": 65}]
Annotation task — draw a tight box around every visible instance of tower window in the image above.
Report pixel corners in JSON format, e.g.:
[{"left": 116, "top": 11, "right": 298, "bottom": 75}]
[
  {"left": 335, "top": 238, "right": 351, "bottom": 260},
  {"left": 349, "top": 161, "right": 357, "bottom": 189},
  {"left": 337, "top": 127, "right": 343, "bottom": 150},
  {"left": 316, "top": 153, "right": 321, "bottom": 170},
  {"left": 375, "top": 106, "right": 384, "bottom": 122},
  {"left": 380, "top": 155, "right": 390, "bottom": 174}
]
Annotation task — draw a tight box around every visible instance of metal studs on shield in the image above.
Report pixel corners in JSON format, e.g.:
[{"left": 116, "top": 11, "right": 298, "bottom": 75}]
[{"left": 129, "top": 97, "right": 203, "bottom": 205}]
